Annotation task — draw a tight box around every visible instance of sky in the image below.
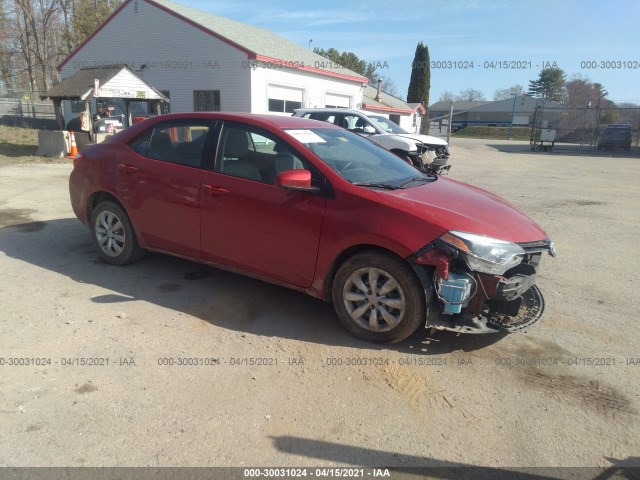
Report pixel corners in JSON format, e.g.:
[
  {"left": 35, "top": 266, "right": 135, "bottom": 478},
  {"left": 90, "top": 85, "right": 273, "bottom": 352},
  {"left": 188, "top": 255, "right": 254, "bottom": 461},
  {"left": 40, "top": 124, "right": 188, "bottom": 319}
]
[{"left": 180, "top": 0, "right": 639, "bottom": 104}]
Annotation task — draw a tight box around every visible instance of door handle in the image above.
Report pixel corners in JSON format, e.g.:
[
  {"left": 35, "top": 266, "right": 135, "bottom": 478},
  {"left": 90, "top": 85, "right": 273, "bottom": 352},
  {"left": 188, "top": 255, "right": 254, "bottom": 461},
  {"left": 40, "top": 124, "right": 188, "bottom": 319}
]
[
  {"left": 202, "top": 184, "right": 229, "bottom": 196},
  {"left": 118, "top": 164, "right": 138, "bottom": 173}
]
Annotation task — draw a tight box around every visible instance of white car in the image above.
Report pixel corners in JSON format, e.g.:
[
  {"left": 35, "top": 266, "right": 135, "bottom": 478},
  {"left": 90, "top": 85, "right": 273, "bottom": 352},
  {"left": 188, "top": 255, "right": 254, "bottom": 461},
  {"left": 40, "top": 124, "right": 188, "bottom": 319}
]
[{"left": 293, "top": 108, "right": 450, "bottom": 174}]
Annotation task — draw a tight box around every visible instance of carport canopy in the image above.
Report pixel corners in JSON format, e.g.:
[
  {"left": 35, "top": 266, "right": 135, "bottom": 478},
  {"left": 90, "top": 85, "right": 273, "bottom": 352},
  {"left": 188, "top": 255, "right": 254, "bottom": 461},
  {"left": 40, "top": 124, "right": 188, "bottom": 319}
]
[{"left": 42, "top": 65, "right": 169, "bottom": 131}]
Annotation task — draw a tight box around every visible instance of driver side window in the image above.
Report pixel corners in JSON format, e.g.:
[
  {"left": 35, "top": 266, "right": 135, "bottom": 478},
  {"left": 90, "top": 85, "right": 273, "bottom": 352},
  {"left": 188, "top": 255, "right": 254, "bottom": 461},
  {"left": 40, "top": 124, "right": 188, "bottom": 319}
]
[{"left": 215, "top": 123, "right": 308, "bottom": 185}]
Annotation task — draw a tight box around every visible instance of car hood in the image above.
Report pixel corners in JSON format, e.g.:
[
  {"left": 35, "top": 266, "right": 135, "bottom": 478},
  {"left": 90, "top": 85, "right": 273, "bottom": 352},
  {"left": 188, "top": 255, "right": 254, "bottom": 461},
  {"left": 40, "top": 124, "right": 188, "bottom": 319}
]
[
  {"left": 380, "top": 177, "right": 547, "bottom": 243},
  {"left": 395, "top": 133, "right": 448, "bottom": 146}
]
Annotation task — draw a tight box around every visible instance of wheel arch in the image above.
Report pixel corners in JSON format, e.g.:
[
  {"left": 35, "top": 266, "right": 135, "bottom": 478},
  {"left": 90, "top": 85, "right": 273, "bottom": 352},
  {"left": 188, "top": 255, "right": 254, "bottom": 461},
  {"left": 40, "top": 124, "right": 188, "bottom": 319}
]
[
  {"left": 86, "top": 192, "right": 143, "bottom": 246},
  {"left": 87, "top": 191, "right": 124, "bottom": 223},
  {"left": 322, "top": 244, "right": 416, "bottom": 302}
]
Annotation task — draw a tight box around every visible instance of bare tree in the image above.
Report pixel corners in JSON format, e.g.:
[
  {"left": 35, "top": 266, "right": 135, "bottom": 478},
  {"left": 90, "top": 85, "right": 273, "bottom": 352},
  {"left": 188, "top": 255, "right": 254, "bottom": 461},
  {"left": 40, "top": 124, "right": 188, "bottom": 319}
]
[
  {"left": 617, "top": 102, "right": 640, "bottom": 129},
  {"left": 455, "top": 88, "right": 485, "bottom": 102},
  {"left": 0, "top": 0, "right": 18, "bottom": 91},
  {"left": 437, "top": 90, "right": 455, "bottom": 103},
  {"left": 15, "top": 0, "right": 63, "bottom": 91},
  {"left": 493, "top": 84, "right": 525, "bottom": 101},
  {"left": 0, "top": 0, "right": 120, "bottom": 95},
  {"left": 369, "top": 73, "right": 399, "bottom": 97},
  {"left": 13, "top": 1, "right": 38, "bottom": 93}
]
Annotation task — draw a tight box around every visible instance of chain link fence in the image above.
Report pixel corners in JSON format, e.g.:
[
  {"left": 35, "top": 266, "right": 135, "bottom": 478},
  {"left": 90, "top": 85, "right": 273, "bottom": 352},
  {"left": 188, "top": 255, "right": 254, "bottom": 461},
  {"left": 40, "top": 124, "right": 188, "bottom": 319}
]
[
  {"left": 0, "top": 90, "right": 57, "bottom": 129},
  {"left": 530, "top": 102, "right": 640, "bottom": 153}
]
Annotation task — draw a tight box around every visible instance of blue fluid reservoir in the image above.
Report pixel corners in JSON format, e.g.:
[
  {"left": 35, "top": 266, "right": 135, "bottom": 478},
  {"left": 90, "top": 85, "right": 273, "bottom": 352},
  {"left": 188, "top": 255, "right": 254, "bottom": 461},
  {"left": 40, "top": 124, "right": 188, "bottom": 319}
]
[{"left": 437, "top": 272, "right": 473, "bottom": 315}]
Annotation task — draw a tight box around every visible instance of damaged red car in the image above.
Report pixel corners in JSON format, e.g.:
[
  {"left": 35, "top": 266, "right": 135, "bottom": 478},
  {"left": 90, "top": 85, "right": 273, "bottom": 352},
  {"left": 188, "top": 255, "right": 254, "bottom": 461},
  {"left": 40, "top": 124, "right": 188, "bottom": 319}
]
[{"left": 69, "top": 113, "right": 555, "bottom": 343}]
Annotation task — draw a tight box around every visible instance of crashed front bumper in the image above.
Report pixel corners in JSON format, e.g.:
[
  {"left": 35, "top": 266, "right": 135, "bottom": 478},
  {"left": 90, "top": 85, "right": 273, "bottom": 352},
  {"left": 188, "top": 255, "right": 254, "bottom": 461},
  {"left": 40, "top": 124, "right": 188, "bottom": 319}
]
[{"left": 410, "top": 239, "right": 555, "bottom": 334}]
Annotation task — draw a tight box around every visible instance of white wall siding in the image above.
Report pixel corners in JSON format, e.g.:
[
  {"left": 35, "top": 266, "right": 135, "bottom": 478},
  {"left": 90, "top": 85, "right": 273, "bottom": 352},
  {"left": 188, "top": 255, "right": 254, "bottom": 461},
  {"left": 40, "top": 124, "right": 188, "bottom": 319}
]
[
  {"left": 98, "top": 68, "right": 165, "bottom": 99},
  {"left": 398, "top": 114, "right": 415, "bottom": 132},
  {"left": 61, "top": 0, "right": 251, "bottom": 119}
]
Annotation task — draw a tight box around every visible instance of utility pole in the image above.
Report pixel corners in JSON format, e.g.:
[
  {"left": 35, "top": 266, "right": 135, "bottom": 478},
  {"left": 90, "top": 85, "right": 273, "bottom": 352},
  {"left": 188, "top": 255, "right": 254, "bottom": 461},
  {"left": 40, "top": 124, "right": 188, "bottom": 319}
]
[
  {"left": 446, "top": 100, "right": 453, "bottom": 144},
  {"left": 508, "top": 93, "right": 517, "bottom": 140}
]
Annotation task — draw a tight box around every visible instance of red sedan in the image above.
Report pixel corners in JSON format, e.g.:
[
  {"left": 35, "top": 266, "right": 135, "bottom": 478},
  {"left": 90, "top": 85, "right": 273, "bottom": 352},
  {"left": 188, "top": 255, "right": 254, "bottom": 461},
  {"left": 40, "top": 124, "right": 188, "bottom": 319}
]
[{"left": 69, "top": 113, "right": 555, "bottom": 343}]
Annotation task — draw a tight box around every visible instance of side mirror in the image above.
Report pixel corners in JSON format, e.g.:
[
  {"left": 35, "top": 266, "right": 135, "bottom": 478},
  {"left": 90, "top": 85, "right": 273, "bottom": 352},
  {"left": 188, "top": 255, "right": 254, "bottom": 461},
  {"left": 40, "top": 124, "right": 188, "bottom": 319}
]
[
  {"left": 276, "top": 169, "right": 320, "bottom": 193},
  {"left": 363, "top": 125, "right": 376, "bottom": 134}
]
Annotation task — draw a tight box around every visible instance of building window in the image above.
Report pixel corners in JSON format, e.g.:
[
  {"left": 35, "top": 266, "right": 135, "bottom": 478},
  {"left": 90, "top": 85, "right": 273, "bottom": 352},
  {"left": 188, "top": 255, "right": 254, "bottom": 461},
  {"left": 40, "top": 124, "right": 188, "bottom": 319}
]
[
  {"left": 268, "top": 98, "right": 301, "bottom": 113},
  {"left": 70, "top": 100, "right": 84, "bottom": 113},
  {"left": 193, "top": 90, "right": 220, "bottom": 111},
  {"left": 160, "top": 90, "right": 171, "bottom": 114}
]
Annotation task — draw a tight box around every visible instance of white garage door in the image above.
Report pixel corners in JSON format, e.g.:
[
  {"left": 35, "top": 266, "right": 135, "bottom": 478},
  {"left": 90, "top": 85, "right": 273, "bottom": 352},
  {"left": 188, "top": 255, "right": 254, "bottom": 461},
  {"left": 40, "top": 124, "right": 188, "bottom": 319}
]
[
  {"left": 325, "top": 93, "right": 351, "bottom": 108},
  {"left": 267, "top": 85, "right": 303, "bottom": 114}
]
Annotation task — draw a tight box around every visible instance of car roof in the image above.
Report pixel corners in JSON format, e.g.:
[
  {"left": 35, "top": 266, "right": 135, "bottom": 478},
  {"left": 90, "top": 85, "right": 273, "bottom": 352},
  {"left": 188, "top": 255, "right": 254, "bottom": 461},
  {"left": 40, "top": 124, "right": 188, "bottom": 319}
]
[
  {"left": 109, "top": 112, "right": 338, "bottom": 144},
  {"left": 152, "top": 112, "right": 338, "bottom": 128},
  {"left": 294, "top": 108, "right": 367, "bottom": 115}
]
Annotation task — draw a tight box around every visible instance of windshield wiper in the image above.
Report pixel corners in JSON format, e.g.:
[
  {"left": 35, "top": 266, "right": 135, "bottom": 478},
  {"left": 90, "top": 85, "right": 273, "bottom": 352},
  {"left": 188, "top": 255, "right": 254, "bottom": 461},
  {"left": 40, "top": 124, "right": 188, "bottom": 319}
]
[
  {"left": 397, "top": 174, "right": 436, "bottom": 188},
  {"left": 353, "top": 182, "right": 398, "bottom": 190}
]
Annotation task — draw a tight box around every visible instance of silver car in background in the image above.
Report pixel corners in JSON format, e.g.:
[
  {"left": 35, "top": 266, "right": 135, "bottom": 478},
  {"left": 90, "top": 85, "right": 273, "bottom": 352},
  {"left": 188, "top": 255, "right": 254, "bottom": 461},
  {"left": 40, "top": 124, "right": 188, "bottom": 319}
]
[{"left": 293, "top": 108, "right": 450, "bottom": 174}]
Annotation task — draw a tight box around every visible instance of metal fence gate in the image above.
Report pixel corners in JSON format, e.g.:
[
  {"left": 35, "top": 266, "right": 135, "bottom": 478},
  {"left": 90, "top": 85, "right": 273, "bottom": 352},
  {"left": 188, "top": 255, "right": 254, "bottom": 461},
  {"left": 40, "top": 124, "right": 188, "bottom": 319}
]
[{"left": 530, "top": 99, "right": 640, "bottom": 153}]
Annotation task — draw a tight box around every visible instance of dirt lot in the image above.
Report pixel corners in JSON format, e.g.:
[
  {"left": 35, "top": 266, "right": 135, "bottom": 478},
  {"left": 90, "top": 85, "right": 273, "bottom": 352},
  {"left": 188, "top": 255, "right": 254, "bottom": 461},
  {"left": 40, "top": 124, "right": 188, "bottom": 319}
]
[{"left": 0, "top": 138, "right": 638, "bottom": 473}]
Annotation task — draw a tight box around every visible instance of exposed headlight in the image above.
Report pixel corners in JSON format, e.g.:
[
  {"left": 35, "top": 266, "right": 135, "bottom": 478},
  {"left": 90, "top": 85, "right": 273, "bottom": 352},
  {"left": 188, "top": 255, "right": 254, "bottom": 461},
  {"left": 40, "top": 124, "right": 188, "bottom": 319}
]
[{"left": 439, "top": 231, "right": 526, "bottom": 275}]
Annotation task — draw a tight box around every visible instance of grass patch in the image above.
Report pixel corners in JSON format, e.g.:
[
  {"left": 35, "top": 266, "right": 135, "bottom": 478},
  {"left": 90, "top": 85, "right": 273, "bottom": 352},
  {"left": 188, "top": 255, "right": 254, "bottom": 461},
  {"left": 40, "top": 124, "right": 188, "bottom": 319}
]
[
  {"left": 0, "top": 125, "right": 39, "bottom": 157},
  {"left": 452, "top": 126, "right": 531, "bottom": 141}
]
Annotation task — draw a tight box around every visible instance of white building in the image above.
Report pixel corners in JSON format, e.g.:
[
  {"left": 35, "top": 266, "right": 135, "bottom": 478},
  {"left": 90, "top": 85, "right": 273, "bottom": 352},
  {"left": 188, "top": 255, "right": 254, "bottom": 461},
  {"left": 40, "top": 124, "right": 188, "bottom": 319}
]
[
  {"left": 360, "top": 84, "right": 425, "bottom": 134},
  {"left": 58, "top": 0, "right": 368, "bottom": 121}
]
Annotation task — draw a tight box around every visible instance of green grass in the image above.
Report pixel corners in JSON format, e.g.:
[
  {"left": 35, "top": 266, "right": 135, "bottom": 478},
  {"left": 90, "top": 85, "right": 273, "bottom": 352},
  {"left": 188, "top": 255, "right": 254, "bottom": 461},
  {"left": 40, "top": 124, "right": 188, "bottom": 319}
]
[
  {"left": 0, "top": 125, "right": 39, "bottom": 157},
  {"left": 452, "top": 126, "right": 531, "bottom": 141}
]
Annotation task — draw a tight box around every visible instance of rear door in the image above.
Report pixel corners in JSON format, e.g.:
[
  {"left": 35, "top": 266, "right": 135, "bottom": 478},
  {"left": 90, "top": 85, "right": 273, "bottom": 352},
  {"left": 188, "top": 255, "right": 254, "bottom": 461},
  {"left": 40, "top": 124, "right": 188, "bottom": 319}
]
[
  {"left": 117, "top": 119, "right": 213, "bottom": 258},
  {"left": 200, "top": 121, "right": 326, "bottom": 287}
]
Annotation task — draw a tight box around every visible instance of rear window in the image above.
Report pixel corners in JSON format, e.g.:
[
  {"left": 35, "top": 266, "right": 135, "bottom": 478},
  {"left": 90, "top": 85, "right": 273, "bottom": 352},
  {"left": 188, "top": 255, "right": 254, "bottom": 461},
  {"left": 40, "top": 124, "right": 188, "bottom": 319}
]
[{"left": 128, "top": 121, "right": 211, "bottom": 167}]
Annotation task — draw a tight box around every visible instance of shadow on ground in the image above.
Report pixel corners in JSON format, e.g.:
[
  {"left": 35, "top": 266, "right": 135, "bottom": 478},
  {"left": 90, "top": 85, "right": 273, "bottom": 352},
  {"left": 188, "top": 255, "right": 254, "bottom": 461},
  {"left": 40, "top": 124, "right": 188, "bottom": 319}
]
[
  {"left": 271, "top": 436, "right": 640, "bottom": 479},
  {"left": 0, "top": 217, "right": 508, "bottom": 354},
  {"left": 485, "top": 142, "right": 640, "bottom": 158}
]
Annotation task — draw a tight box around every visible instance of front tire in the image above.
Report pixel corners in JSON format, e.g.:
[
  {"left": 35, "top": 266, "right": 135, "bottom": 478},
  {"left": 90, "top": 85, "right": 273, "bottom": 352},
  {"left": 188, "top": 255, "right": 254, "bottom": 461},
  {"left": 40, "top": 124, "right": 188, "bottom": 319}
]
[
  {"left": 332, "top": 250, "right": 426, "bottom": 343},
  {"left": 90, "top": 201, "right": 145, "bottom": 266}
]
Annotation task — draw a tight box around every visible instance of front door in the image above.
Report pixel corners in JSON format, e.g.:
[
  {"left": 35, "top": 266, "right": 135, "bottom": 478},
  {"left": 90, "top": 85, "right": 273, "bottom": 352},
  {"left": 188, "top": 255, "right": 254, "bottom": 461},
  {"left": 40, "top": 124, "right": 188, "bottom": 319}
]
[{"left": 200, "top": 122, "right": 326, "bottom": 287}]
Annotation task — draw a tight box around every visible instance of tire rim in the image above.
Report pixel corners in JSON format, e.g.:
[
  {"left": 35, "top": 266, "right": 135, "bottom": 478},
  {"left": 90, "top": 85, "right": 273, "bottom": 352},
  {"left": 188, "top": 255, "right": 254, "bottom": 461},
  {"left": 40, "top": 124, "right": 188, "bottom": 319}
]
[
  {"left": 343, "top": 267, "right": 405, "bottom": 332},
  {"left": 95, "top": 211, "right": 125, "bottom": 257}
]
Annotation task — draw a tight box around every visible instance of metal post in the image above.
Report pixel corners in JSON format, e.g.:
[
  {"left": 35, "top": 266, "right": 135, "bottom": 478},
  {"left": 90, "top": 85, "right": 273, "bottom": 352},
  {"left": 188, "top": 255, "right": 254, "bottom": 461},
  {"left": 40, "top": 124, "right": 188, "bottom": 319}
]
[
  {"left": 447, "top": 101, "right": 453, "bottom": 145},
  {"left": 508, "top": 93, "right": 517, "bottom": 140}
]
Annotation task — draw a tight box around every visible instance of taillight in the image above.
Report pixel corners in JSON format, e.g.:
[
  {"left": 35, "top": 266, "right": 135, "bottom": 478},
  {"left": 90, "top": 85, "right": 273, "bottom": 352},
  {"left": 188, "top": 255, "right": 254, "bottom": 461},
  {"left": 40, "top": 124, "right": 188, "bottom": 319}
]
[{"left": 72, "top": 152, "right": 85, "bottom": 168}]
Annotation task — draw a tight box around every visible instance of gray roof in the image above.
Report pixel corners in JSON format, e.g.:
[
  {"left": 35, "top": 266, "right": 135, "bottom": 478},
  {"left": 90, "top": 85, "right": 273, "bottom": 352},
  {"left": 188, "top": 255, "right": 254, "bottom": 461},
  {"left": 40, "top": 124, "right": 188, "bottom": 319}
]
[
  {"left": 362, "top": 85, "right": 421, "bottom": 113},
  {"left": 469, "top": 95, "right": 563, "bottom": 113},
  {"left": 43, "top": 65, "right": 168, "bottom": 101},
  {"left": 430, "top": 96, "right": 566, "bottom": 115},
  {"left": 44, "top": 66, "right": 124, "bottom": 100},
  {"left": 429, "top": 100, "right": 491, "bottom": 112},
  {"left": 150, "top": 0, "right": 367, "bottom": 82}
]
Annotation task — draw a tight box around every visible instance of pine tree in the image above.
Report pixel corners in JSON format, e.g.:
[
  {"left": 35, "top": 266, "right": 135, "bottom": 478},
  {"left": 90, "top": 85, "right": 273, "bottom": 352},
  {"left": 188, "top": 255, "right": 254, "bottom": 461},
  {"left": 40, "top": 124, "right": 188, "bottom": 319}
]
[
  {"left": 528, "top": 67, "right": 566, "bottom": 103},
  {"left": 407, "top": 42, "right": 430, "bottom": 132}
]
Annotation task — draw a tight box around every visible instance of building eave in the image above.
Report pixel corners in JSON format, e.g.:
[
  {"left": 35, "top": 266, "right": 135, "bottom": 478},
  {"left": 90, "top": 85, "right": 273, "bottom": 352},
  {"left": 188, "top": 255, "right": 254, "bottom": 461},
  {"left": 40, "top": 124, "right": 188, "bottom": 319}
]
[{"left": 361, "top": 103, "right": 417, "bottom": 115}]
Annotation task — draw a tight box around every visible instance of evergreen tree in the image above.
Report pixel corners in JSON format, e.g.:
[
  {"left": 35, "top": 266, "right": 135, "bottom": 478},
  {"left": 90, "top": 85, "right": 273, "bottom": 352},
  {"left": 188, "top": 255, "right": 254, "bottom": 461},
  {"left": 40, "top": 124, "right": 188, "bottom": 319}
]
[
  {"left": 407, "top": 42, "right": 430, "bottom": 132},
  {"left": 528, "top": 67, "right": 566, "bottom": 102}
]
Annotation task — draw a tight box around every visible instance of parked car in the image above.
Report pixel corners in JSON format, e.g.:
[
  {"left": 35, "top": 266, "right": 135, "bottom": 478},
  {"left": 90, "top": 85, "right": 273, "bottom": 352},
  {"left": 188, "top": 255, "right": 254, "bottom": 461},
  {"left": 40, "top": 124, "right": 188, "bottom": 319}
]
[
  {"left": 597, "top": 124, "right": 632, "bottom": 151},
  {"left": 293, "top": 108, "right": 450, "bottom": 174},
  {"left": 69, "top": 113, "right": 555, "bottom": 343}
]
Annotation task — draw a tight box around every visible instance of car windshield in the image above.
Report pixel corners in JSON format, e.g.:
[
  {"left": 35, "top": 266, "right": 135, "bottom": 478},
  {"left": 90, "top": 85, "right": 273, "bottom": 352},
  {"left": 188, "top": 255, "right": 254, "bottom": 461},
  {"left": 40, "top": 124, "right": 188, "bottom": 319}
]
[
  {"left": 283, "top": 127, "right": 432, "bottom": 187},
  {"left": 368, "top": 115, "right": 409, "bottom": 134}
]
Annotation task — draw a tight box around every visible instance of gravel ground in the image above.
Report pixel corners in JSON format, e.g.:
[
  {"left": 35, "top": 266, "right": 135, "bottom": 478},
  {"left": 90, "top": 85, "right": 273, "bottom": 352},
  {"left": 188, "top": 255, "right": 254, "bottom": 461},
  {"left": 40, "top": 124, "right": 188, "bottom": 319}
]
[{"left": 0, "top": 139, "right": 638, "bottom": 472}]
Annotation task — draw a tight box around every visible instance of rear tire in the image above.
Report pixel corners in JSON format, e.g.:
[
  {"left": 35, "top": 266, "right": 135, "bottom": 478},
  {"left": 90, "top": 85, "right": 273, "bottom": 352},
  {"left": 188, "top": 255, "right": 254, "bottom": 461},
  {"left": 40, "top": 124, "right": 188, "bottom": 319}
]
[
  {"left": 90, "top": 201, "right": 145, "bottom": 266},
  {"left": 331, "top": 250, "right": 425, "bottom": 343}
]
